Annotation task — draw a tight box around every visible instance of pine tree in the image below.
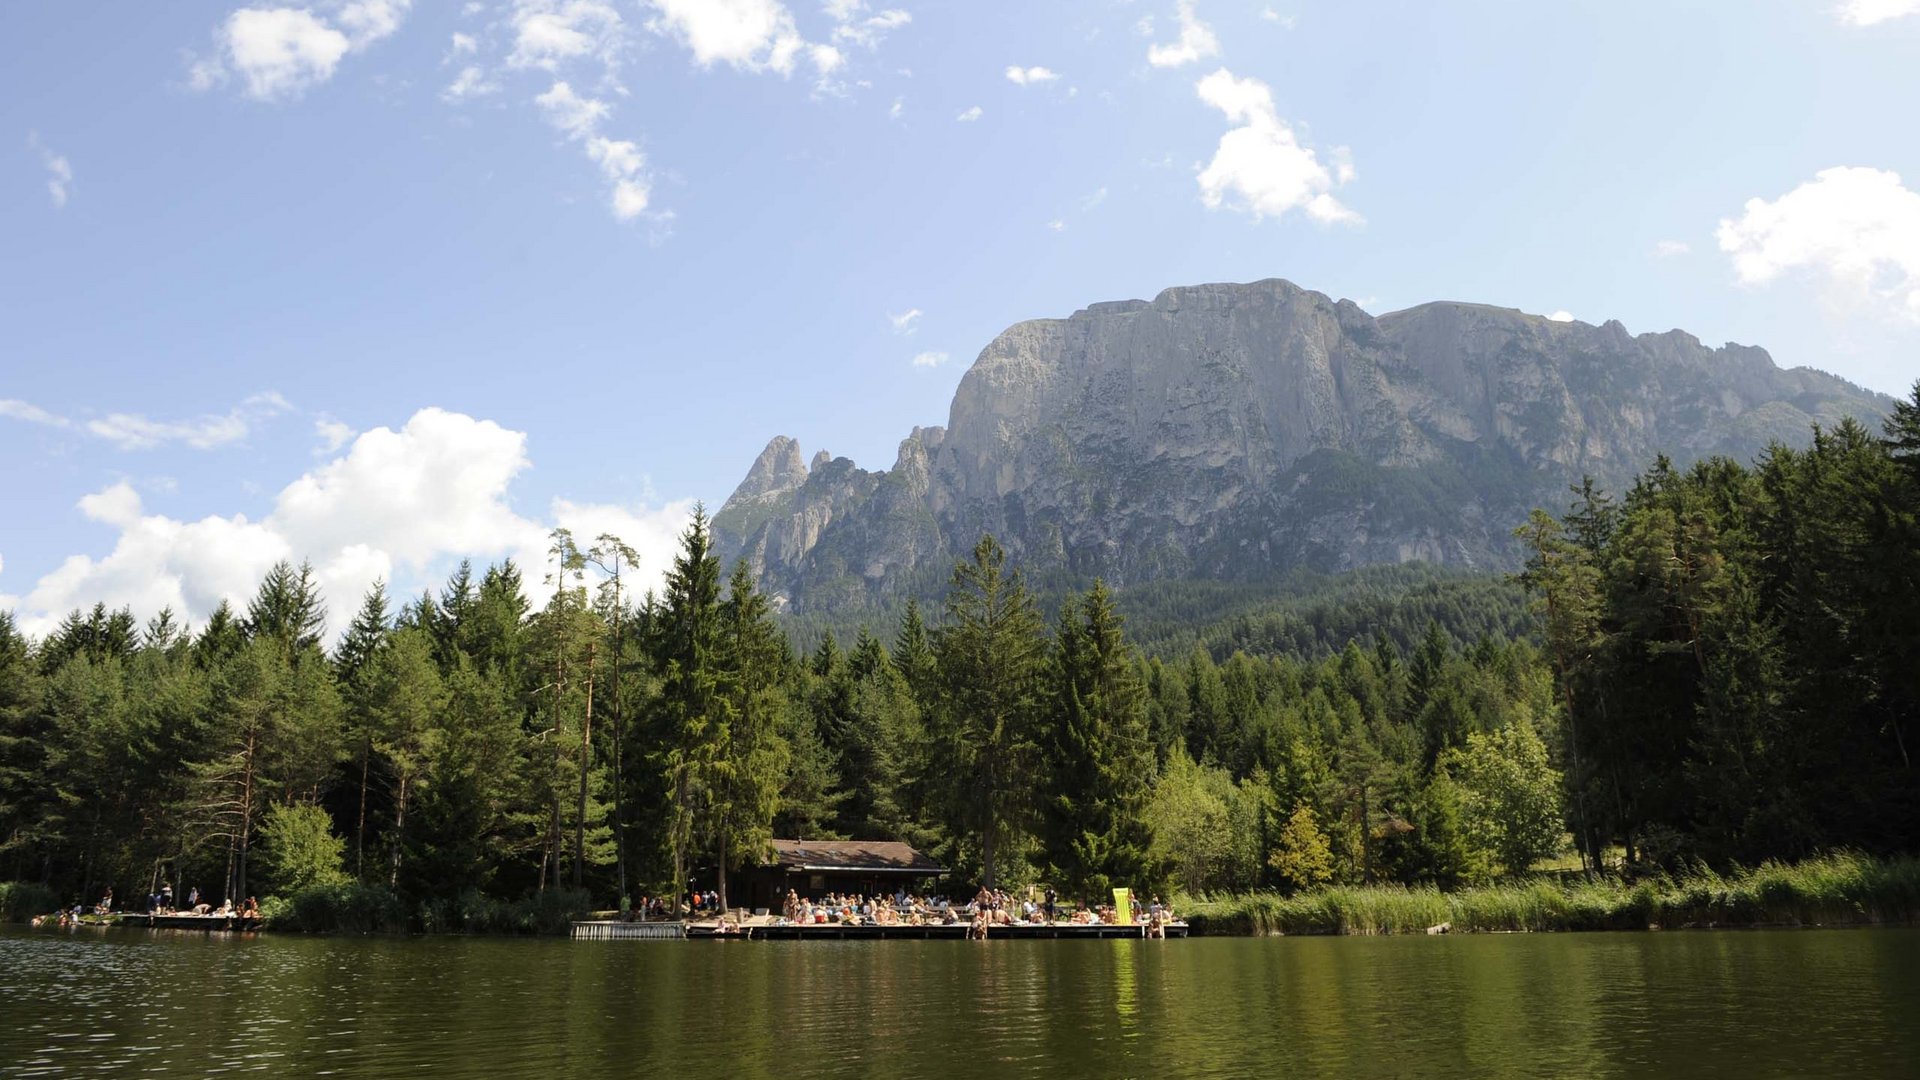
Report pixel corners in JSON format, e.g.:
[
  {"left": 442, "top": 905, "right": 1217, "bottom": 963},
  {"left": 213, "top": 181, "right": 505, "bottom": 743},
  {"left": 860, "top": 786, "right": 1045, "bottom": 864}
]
[
  {"left": 244, "top": 560, "right": 326, "bottom": 651},
  {"left": 709, "top": 563, "right": 790, "bottom": 912},
  {"left": 335, "top": 582, "right": 390, "bottom": 878},
  {"left": 652, "top": 506, "right": 727, "bottom": 912},
  {"left": 365, "top": 627, "right": 447, "bottom": 888},
  {"left": 933, "top": 535, "right": 1046, "bottom": 889},
  {"left": 1036, "top": 581, "right": 1157, "bottom": 899}
]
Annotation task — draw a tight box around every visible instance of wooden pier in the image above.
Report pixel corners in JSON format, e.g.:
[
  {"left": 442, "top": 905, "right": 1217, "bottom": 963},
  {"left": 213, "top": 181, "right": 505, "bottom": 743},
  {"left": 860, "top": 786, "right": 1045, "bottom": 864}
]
[
  {"left": 731, "top": 921, "right": 1187, "bottom": 940},
  {"left": 570, "top": 920, "right": 688, "bottom": 940},
  {"left": 111, "top": 912, "right": 261, "bottom": 932}
]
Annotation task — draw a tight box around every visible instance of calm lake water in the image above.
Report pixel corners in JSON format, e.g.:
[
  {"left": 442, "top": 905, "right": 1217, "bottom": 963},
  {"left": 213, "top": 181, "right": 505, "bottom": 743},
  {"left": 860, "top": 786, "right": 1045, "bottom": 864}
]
[{"left": 3, "top": 925, "right": 1916, "bottom": 1077}]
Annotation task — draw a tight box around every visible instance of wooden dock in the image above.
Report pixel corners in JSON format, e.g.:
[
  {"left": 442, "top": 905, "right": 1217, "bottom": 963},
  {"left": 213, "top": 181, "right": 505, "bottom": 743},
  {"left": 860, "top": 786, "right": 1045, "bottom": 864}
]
[
  {"left": 570, "top": 920, "right": 688, "bottom": 940},
  {"left": 671, "top": 921, "right": 1188, "bottom": 941},
  {"left": 111, "top": 912, "right": 261, "bottom": 932}
]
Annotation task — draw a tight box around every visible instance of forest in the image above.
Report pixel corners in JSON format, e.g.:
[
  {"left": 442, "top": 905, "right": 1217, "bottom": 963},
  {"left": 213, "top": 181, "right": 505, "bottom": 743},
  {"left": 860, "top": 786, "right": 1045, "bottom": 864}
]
[{"left": 2, "top": 386, "right": 1915, "bottom": 930}]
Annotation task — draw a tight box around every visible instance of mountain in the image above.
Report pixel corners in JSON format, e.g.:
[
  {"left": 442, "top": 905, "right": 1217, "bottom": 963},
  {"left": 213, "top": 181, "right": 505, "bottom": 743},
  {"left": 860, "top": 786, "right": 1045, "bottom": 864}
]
[{"left": 713, "top": 278, "right": 1892, "bottom": 613}]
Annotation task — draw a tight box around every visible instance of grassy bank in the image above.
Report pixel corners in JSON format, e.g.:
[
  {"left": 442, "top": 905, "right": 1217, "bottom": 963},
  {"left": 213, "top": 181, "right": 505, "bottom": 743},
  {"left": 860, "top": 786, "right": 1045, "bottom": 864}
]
[{"left": 1180, "top": 853, "right": 1920, "bottom": 936}]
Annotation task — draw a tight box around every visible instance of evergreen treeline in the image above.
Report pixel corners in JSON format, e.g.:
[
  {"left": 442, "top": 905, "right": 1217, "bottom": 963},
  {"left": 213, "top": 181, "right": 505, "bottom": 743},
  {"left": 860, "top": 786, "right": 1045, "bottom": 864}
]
[
  {"left": 1517, "top": 386, "right": 1920, "bottom": 869},
  {"left": 2, "top": 386, "right": 1915, "bottom": 926},
  {"left": 778, "top": 563, "right": 1536, "bottom": 666}
]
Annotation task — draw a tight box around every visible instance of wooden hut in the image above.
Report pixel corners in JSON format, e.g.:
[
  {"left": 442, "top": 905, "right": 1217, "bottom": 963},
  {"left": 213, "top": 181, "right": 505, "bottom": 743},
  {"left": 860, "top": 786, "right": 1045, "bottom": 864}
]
[{"left": 736, "top": 840, "right": 945, "bottom": 912}]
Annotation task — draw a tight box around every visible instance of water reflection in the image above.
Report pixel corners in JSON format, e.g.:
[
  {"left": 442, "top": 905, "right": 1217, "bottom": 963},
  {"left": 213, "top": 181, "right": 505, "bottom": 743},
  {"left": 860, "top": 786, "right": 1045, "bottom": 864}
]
[{"left": 3, "top": 927, "right": 1917, "bottom": 1078}]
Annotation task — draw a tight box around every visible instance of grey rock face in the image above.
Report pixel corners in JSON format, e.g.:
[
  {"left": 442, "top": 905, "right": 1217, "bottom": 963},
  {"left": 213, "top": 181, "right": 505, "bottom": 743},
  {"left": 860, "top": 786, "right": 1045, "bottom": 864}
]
[{"left": 712, "top": 278, "right": 1891, "bottom": 612}]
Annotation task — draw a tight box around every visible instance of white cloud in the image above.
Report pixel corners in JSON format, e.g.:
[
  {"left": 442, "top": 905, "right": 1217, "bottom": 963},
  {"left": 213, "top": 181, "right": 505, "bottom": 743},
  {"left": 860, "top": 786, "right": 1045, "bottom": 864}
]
[
  {"left": 0, "top": 398, "right": 74, "bottom": 430},
  {"left": 1147, "top": 0, "right": 1219, "bottom": 68},
  {"left": 1081, "top": 186, "right": 1108, "bottom": 211},
  {"left": 535, "top": 81, "right": 652, "bottom": 221},
  {"left": 1546, "top": 310, "right": 1576, "bottom": 323},
  {"left": 1005, "top": 65, "right": 1060, "bottom": 86},
  {"left": 85, "top": 392, "right": 293, "bottom": 451},
  {"left": 889, "top": 308, "right": 922, "bottom": 334},
  {"left": 509, "top": 0, "right": 625, "bottom": 71},
  {"left": 1194, "top": 67, "right": 1359, "bottom": 224},
  {"left": 189, "top": 2, "right": 410, "bottom": 101},
  {"left": 443, "top": 65, "right": 501, "bottom": 101},
  {"left": 315, "top": 418, "right": 355, "bottom": 452},
  {"left": 647, "top": 0, "right": 816, "bottom": 75},
  {"left": 828, "top": 1, "right": 911, "bottom": 50},
  {"left": 1836, "top": 0, "right": 1920, "bottom": 25},
  {"left": 450, "top": 30, "right": 478, "bottom": 55},
  {"left": 534, "top": 78, "right": 608, "bottom": 135},
  {"left": 336, "top": 0, "right": 411, "bottom": 47},
  {"left": 4, "top": 407, "right": 695, "bottom": 642},
  {"left": 216, "top": 8, "right": 352, "bottom": 99},
  {"left": 1047, "top": 218, "right": 1066, "bottom": 232},
  {"left": 956, "top": 104, "right": 982, "bottom": 122},
  {"left": 26, "top": 133, "right": 72, "bottom": 209},
  {"left": 911, "top": 350, "right": 949, "bottom": 367},
  {"left": 79, "top": 482, "right": 145, "bottom": 529},
  {"left": 888, "top": 95, "right": 904, "bottom": 119},
  {"left": 1653, "top": 239, "right": 1692, "bottom": 258},
  {"left": 1716, "top": 166, "right": 1920, "bottom": 322},
  {"left": 1260, "top": 7, "right": 1295, "bottom": 28}
]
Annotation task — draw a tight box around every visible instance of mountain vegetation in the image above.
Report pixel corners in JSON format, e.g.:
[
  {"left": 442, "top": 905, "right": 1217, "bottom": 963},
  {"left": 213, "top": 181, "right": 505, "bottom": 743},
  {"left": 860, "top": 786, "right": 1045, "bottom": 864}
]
[{"left": 2, "top": 386, "right": 1915, "bottom": 931}]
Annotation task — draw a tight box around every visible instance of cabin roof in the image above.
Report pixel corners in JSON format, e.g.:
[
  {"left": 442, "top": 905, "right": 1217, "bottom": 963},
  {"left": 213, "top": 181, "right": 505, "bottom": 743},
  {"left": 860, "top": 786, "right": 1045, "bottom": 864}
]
[{"left": 765, "top": 839, "right": 945, "bottom": 874}]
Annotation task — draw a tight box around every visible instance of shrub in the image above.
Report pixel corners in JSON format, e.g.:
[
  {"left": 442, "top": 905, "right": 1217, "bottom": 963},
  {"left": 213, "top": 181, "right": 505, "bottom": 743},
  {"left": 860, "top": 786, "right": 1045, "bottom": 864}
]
[
  {"left": 1, "top": 881, "right": 61, "bottom": 922},
  {"left": 268, "top": 882, "right": 409, "bottom": 934}
]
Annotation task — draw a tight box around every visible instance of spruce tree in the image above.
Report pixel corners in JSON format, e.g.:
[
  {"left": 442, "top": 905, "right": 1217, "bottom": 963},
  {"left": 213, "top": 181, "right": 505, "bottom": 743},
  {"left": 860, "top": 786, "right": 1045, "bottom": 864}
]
[
  {"left": 652, "top": 506, "right": 726, "bottom": 912},
  {"left": 933, "top": 535, "right": 1045, "bottom": 889},
  {"left": 1036, "top": 581, "right": 1157, "bottom": 899}
]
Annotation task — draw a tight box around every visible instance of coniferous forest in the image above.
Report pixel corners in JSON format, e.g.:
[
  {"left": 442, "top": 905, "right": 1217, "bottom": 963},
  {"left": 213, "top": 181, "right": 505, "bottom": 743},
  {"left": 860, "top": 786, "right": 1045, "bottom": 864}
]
[{"left": 2, "top": 388, "right": 1916, "bottom": 930}]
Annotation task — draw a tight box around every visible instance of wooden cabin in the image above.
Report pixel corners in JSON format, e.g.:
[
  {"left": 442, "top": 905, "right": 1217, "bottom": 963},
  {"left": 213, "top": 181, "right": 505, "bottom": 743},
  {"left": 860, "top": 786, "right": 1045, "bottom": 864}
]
[{"left": 736, "top": 839, "right": 945, "bottom": 912}]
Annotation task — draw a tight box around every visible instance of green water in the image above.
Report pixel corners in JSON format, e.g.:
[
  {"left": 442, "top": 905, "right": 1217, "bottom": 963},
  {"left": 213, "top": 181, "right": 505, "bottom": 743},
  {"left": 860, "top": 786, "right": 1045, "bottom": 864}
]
[{"left": 3, "top": 926, "right": 1916, "bottom": 1077}]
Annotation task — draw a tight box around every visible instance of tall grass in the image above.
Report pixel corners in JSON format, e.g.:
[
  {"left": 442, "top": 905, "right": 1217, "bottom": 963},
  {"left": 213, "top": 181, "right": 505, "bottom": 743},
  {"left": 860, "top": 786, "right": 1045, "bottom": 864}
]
[{"left": 1181, "top": 852, "right": 1920, "bottom": 936}]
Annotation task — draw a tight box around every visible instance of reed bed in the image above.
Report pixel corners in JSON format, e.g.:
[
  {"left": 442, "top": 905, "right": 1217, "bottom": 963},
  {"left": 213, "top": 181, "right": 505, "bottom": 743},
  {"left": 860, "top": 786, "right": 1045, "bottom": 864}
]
[{"left": 1181, "top": 852, "right": 1920, "bottom": 936}]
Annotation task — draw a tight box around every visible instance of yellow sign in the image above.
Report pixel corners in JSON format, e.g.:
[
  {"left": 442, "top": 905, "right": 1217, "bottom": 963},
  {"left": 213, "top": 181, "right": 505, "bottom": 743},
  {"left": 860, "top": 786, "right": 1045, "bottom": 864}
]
[{"left": 1112, "top": 887, "right": 1133, "bottom": 925}]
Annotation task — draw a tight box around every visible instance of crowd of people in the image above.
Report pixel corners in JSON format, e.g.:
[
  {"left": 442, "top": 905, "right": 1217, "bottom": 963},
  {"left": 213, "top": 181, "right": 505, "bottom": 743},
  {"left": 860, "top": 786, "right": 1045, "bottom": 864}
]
[
  {"left": 768, "top": 885, "right": 1177, "bottom": 936},
  {"left": 130, "top": 882, "right": 260, "bottom": 920}
]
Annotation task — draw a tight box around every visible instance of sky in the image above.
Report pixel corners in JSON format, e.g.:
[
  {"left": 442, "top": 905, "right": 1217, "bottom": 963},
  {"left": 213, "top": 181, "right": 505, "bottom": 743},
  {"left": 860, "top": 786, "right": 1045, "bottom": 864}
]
[{"left": 3, "top": 0, "right": 1919, "bottom": 640}]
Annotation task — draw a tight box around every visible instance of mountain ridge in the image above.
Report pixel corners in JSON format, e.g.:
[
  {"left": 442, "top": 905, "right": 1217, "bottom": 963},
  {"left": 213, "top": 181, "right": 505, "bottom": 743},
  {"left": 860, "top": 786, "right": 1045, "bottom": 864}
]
[{"left": 714, "top": 278, "right": 1892, "bottom": 613}]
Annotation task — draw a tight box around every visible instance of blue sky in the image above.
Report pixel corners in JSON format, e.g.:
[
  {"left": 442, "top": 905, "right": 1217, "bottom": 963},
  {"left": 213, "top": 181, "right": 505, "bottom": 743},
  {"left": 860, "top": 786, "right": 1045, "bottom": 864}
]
[{"left": 3, "top": 0, "right": 1919, "bottom": 637}]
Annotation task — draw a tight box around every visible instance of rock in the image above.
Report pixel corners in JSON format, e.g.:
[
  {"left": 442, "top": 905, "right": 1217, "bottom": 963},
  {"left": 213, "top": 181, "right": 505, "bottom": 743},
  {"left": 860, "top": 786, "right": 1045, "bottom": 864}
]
[{"left": 713, "top": 278, "right": 1892, "bottom": 613}]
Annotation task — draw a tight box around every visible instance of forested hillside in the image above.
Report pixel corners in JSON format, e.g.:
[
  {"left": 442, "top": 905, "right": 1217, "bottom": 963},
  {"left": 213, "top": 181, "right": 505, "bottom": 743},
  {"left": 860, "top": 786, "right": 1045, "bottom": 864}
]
[{"left": 2, "top": 386, "right": 1915, "bottom": 926}]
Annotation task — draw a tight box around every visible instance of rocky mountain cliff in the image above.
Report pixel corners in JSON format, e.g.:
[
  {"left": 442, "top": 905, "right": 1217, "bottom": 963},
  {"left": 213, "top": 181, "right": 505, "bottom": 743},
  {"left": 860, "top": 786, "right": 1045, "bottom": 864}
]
[{"left": 713, "top": 279, "right": 1891, "bottom": 612}]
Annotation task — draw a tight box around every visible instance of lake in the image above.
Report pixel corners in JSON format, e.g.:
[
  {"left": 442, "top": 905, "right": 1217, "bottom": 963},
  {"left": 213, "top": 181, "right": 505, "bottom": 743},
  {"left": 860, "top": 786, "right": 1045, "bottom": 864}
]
[{"left": 3, "top": 926, "right": 1916, "bottom": 1077}]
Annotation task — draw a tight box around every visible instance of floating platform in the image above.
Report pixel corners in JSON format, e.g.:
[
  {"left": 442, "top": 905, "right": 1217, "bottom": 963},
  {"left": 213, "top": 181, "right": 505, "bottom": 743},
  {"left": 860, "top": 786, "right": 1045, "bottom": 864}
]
[
  {"left": 570, "top": 920, "right": 688, "bottom": 940},
  {"left": 691, "top": 921, "right": 1188, "bottom": 941},
  {"left": 111, "top": 912, "right": 261, "bottom": 932}
]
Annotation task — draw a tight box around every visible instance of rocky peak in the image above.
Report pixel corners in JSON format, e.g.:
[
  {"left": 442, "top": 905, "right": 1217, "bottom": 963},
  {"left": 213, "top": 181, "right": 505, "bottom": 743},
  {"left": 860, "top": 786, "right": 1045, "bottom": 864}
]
[
  {"left": 719, "top": 435, "right": 809, "bottom": 514},
  {"left": 713, "top": 278, "right": 1893, "bottom": 614}
]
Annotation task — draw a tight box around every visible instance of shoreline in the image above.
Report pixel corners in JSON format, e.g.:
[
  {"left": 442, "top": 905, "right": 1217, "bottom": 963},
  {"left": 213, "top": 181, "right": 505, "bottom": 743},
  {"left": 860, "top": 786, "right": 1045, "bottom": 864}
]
[{"left": 1180, "top": 852, "right": 1920, "bottom": 937}]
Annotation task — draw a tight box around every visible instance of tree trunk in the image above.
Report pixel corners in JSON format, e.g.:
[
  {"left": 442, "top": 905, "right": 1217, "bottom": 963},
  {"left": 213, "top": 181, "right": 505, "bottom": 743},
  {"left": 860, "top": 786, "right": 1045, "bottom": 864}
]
[
  {"left": 389, "top": 774, "right": 409, "bottom": 889},
  {"left": 356, "top": 737, "right": 371, "bottom": 880},
  {"left": 611, "top": 629, "right": 626, "bottom": 907},
  {"left": 574, "top": 643, "right": 595, "bottom": 890},
  {"left": 237, "top": 728, "right": 257, "bottom": 900}
]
